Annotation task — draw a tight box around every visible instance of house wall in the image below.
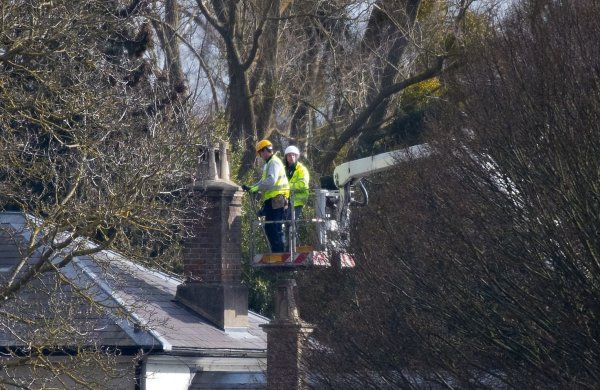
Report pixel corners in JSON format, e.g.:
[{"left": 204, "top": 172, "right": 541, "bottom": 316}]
[
  {"left": 141, "top": 354, "right": 266, "bottom": 390},
  {"left": 143, "top": 356, "right": 193, "bottom": 390}
]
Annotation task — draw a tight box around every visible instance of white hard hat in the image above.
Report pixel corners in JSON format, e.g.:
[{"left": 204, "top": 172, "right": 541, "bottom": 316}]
[{"left": 284, "top": 145, "right": 300, "bottom": 156}]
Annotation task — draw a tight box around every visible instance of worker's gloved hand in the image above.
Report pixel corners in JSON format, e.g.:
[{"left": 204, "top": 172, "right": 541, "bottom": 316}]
[{"left": 241, "top": 185, "right": 259, "bottom": 193}]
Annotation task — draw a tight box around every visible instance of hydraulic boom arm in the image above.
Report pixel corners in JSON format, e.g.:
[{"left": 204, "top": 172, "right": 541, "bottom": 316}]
[
  {"left": 315, "top": 143, "right": 432, "bottom": 249},
  {"left": 333, "top": 143, "right": 431, "bottom": 188}
]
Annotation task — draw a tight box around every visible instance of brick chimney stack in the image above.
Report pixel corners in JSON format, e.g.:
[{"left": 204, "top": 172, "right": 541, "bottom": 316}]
[
  {"left": 176, "top": 142, "right": 248, "bottom": 330},
  {"left": 261, "top": 278, "right": 315, "bottom": 389}
]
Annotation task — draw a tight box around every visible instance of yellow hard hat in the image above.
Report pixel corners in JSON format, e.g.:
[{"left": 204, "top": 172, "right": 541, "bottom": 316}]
[{"left": 255, "top": 139, "right": 273, "bottom": 153}]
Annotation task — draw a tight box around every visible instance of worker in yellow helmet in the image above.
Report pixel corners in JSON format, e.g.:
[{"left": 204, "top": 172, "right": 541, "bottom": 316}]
[{"left": 242, "top": 139, "right": 289, "bottom": 253}]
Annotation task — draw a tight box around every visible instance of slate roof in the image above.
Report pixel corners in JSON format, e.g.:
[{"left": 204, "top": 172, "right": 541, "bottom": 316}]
[{"left": 0, "top": 212, "right": 268, "bottom": 357}]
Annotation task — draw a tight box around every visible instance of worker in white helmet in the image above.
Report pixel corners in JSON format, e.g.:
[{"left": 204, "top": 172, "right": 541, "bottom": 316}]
[{"left": 284, "top": 145, "right": 310, "bottom": 248}]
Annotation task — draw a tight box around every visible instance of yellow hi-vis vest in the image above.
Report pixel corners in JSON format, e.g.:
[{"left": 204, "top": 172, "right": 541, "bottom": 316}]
[
  {"left": 289, "top": 162, "right": 310, "bottom": 207},
  {"left": 262, "top": 155, "right": 289, "bottom": 201}
]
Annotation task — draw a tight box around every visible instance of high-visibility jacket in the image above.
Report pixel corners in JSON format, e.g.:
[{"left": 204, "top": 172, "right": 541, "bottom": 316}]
[
  {"left": 288, "top": 162, "right": 310, "bottom": 207},
  {"left": 258, "top": 154, "right": 289, "bottom": 202}
]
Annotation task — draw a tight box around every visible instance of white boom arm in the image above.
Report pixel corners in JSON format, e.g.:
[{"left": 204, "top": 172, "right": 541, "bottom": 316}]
[
  {"left": 315, "top": 143, "right": 431, "bottom": 252},
  {"left": 333, "top": 143, "right": 431, "bottom": 188}
]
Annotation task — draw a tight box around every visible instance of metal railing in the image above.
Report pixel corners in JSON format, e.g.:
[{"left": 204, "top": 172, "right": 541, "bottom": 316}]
[{"left": 249, "top": 189, "right": 334, "bottom": 259}]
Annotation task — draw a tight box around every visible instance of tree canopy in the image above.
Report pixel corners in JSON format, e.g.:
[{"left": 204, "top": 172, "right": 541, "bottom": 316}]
[
  {"left": 297, "top": 0, "right": 600, "bottom": 388},
  {"left": 0, "top": 0, "right": 199, "bottom": 385},
  {"left": 165, "top": 0, "right": 492, "bottom": 178}
]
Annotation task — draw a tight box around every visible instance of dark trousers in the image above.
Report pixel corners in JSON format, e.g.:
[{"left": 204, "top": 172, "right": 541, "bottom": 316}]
[{"left": 263, "top": 198, "right": 286, "bottom": 253}]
